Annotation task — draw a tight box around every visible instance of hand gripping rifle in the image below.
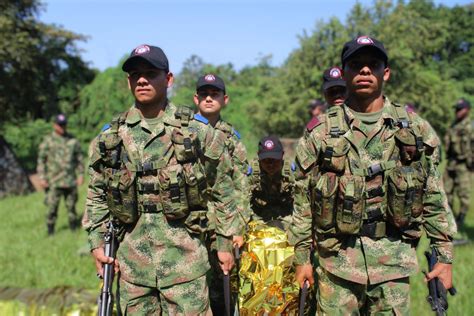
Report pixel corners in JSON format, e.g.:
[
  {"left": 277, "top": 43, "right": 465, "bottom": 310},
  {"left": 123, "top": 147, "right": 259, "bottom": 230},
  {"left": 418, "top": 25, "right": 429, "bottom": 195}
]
[
  {"left": 224, "top": 245, "right": 241, "bottom": 316},
  {"left": 98, "top": 219, "right": 119, "bottom": 316},
  {"left": 424, "top": 248, "right": 457, "bottom": 316}
]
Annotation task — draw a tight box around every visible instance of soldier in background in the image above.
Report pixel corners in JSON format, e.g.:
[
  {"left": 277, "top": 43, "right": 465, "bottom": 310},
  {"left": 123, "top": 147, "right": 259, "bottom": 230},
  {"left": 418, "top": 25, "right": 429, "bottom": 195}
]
[
  {"left": 247, "top": 135, "right": 295, "bottom": 230},
  {"left": 193, "top": 73, "right": 249, "bottom": 315},
  {"left": 322, "top": 66, "right": 346, "bottom": 107},
  {"left": 37, "top": 114, "right": 84, "bottom": 235},
  {"left": 444, "top": 98, "right": 473, "bottom": 229},
  {"left": 289, "top": 36, "right": 456, "bottom": 314},
  {"left": 308, "top": 99, "right": 327, "bottom": 118}
]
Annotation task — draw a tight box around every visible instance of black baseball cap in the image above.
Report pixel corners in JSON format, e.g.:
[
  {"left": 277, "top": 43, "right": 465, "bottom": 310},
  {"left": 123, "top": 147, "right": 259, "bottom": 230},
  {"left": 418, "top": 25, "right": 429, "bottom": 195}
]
[
  {"left": 55, "top": 113, "right": 67, "bottom": 126},
  {"left": 341, "top": 36, "right": 388, "bottom": 66},
  {"left": 258, "top": 136, "right": 284, "bottom": 160},
  {"left": 196, "top": 74, "right": 226, "bottom": 93},
  {"left": 455, "top": 98, "right": 471, "bottom": 111},
  {"left": 122, "top": 44, "right": 169, "bottom": 72},
  {"left": 322, "top": 67, "right": 346, "bottom": 91}
]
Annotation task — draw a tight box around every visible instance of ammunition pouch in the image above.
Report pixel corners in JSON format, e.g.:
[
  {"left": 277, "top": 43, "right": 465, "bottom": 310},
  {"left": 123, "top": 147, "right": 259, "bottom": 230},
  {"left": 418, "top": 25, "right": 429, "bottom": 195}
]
[
  {"left": 311, "top": 171, "right": 338, "bottom": 232},
  {"left": 157, "top": 163, "right": 190, "bottom": 220},
  {"left": 320, "top": 137, "right": 350, "bottom": 173},
  {"left": 386, "top": 163, "right": 425, "bottom": 229},
  {"left": 106, "top": 168, "right": 138, "bottom": 224},
  {"left": 336, "top": 174, "right": 365, "bottom": 234}
]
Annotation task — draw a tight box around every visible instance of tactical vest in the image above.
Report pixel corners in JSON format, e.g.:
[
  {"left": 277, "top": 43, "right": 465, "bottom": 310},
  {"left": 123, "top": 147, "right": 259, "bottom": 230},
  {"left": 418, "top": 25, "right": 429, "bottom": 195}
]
[
  {"left": 97, "top": 106, "right": 209, "bottom": 226},
  {"left": 248, "top": 160, "right": 295, "bottom": 220},
  {"left": 306, "top": 103, "right": 430, "bottom": 240}
]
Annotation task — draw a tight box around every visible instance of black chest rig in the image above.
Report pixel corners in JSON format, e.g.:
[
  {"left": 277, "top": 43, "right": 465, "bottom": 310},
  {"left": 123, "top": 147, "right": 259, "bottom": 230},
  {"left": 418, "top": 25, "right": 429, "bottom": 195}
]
[{"left": 309, "top": 104, "right": 429, "bottom": 240}]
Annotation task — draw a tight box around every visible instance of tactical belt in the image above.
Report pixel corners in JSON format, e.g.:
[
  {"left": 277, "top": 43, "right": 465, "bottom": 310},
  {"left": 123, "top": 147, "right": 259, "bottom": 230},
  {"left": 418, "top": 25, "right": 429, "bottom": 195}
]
[{"left": 360, "top": 222, "right": 386, "bottom": 238}]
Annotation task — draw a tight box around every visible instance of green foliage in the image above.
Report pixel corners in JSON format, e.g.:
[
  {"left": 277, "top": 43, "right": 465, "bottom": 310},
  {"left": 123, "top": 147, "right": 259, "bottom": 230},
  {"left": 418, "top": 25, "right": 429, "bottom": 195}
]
[
  {"left": 68, "top": 62, "right": 133, "bottom": 151},
  {"left": 3, "top": 119, "right": 51, "bottom": 171},
  {"left": 253, "top": 0, "right": 473, "bottom": 138},
  {"left": 0, "top": 0, "right": 95, "bottom": 124}
]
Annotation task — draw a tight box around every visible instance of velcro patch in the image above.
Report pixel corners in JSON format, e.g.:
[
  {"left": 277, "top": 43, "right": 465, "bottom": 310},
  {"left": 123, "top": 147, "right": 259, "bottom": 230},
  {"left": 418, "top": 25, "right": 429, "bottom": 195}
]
[{"left": 306, "top": 116, "right": 321, "bottom": 132}]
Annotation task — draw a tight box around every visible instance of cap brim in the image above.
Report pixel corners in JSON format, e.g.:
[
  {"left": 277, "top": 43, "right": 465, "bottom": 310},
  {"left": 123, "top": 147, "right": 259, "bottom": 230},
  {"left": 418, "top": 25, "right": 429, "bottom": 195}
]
[
  {"left": 122, "top": 56, "right": 166, "bottom": 72},
  {"left": 323, "top": 80, "right": 346, "bottom": 91},
  {"left": 197, "top": 84, "right": 225, "bottom": 92},
  {"left": 343, "top": 46, "right": 388, "bottom": 65},
  {"left": 258, "top": 151, "right": 283, "bottom": 160}
]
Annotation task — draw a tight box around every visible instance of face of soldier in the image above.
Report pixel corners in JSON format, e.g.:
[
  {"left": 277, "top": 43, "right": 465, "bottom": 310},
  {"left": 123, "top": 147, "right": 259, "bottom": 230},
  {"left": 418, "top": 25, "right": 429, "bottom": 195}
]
[
  {"left": 456, "top": 107, "right": 470, "bottom": 121},
  {"left": 343, "top": 50, "right": 390, "bottom": 99},
  {"left": 194, "top": 87, "right": 228, "bottom": 117},
  {"left": 310, "top": 105, "right": 325, "bottom": 117},
  {"left": 127, "top": 61, "right": 173, "bottom": 106},
  {"left": 324, "top": 86, "right": 346, "bottom": 107},
  {"left": 260, "top": 158, "right": 283, "bottom": 176},
  {"left": 53, "top": 123, "right": 66, "bottom": 135}
]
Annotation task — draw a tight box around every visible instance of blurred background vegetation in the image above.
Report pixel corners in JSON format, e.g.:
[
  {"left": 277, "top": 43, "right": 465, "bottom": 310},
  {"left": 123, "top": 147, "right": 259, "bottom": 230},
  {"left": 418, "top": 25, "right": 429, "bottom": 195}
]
[{"left": 1, "top": 0, "right": 473, "bottom": 168}]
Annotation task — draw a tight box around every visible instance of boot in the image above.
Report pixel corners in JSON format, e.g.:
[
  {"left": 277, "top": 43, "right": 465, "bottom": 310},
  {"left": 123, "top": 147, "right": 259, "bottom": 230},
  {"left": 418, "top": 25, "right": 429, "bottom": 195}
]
[
  {"left": 69, "top": 219, "right": 79, "bottom": 231},
  {"left": 47, "top": 224, "right": 55, "bottom": 236},
  {"left": 456, "top": 212, "right": 466, "bottom": 228}
]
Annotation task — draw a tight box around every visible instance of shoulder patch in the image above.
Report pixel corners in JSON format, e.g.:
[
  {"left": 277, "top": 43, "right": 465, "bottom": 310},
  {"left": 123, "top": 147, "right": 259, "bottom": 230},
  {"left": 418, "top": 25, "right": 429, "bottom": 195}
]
[
  {"left": 232, "top": 128, "right": 241, "bottom": 139},
  {"left": 306, "top": 116, "right": 321, "bottom": 132},
  {"left": 101, "top": 123, "right": 111, "bottom": 132},
  {"left": 194, "top": 113, "right": 209, "bottom": 125},
  {"left": 247, "top": 165, "right": 253, "bottom": 176}
]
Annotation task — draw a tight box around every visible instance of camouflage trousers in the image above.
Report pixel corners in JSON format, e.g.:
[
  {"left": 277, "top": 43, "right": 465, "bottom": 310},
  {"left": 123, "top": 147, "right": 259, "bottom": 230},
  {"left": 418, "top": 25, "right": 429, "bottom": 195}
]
[
  {"left": 45, "top": 187, "right": 78, "bottom": 227},
  {"left": 315, "top": 267, "right": 410, "bottom": 315},
  {"left": 119, "top": 273, "right": 212, "bottom": 315},
  {"left": 444, "top": 162, "right": 471, "bottom": 217}
]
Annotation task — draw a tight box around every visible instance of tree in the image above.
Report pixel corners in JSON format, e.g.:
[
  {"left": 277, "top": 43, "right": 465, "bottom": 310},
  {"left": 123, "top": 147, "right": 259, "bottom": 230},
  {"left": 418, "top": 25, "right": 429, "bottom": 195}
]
[{"left": 0, "top": 0, "right": 95, "bottom": 124}]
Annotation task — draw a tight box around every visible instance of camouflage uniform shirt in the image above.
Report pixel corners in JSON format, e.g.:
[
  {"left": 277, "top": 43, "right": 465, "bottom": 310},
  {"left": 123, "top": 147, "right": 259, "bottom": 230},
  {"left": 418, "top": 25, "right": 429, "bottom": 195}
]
[
  {"left": 37, "top": 132, "right": 84, "bottom": 188},
  {"left": 83, "top": 103, "right": 238, "bottom": 288},
  {"left": 289, "top": 97, "right": 456, "bottom": 285},
  {"left": 248, "top": 159, "right": 295, "bottom": 228}
]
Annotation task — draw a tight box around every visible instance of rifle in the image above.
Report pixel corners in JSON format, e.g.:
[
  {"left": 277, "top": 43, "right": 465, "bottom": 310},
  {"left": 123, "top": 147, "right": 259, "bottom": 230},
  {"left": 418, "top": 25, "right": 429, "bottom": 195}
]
[
  {"left": 233, "top": 245, "right": 241, "bottom": 316},
  {"left": 98, "top": 220, "right": 119, "bottom": 316},
  {"left": 298, "top": 280, "right": 309, "bottom": 316},
  {"left": 424, "top": 248, "right": 457, "bottom": 316},
  {"left": 224, "top": 245, "right": 241, "bottom": 316}
]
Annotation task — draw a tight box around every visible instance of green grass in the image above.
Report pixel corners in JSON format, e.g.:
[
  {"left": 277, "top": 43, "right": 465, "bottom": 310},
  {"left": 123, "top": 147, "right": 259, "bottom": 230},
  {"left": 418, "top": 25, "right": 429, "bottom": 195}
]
[
  {"left": 0, "top": 184, "right": 97, "bottom": 290},
  {"left": 0, "top": 180, "right": 473, "bottom": 315}
]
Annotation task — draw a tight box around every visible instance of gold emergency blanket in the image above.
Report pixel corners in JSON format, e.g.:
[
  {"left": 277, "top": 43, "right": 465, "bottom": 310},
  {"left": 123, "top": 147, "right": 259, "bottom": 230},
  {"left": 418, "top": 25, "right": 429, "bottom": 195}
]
[{"left": 238, "top": 221, "right": 299, "bottom": 315}]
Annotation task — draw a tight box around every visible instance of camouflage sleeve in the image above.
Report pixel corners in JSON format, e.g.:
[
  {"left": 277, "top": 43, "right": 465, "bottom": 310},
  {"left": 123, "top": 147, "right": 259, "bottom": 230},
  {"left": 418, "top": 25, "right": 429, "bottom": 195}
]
[
  {"left": 74, "top": 139, "right": 85, "bottom": 178},
  {"left": 288, "top": 133, "right": 319, "bottom": 265},
  {"left": 82, "top": 137, "right": 110, "bottom": 250},
  {"left": 230, "top": 137, "right": 251, "bottom": 235},
  {"left": 419, "top": 118, "right": 456, "bottom": 264},
  {"left": 203, "top": 129, "right": 241, "bottom": 252},
  {"left": 37, "top": 137, "right": 48, "bottom": 181}
]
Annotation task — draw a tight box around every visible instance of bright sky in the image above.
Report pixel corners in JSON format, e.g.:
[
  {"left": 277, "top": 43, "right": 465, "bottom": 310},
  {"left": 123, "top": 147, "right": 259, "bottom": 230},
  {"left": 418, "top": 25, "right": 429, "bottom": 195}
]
[{"left": 40, "top": 0, "right": 471, "bottom": 73}]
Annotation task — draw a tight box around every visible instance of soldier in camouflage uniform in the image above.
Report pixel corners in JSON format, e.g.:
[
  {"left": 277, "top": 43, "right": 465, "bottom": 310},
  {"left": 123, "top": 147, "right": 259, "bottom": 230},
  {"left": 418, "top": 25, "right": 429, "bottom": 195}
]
[
  {"left": 37, "top": 114, "right": 84, "bottom": 235},
  {"left": 247, "top": 135, "right": 295, "bottom": 230},
  {"left": 289, "top": 36, "right": 456, "bottom": 315},
  {"left": 322, "top": 67, "right": 346, "bottom": 107},
  {"left": 443, "top": 98, "right": 473, "bottom": 228},
  {"left": 193, "top": 73, "right": 249, "bottom": 315},
  {"left": 83, "top": 45, "right": 240, "bottom": 315}
]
